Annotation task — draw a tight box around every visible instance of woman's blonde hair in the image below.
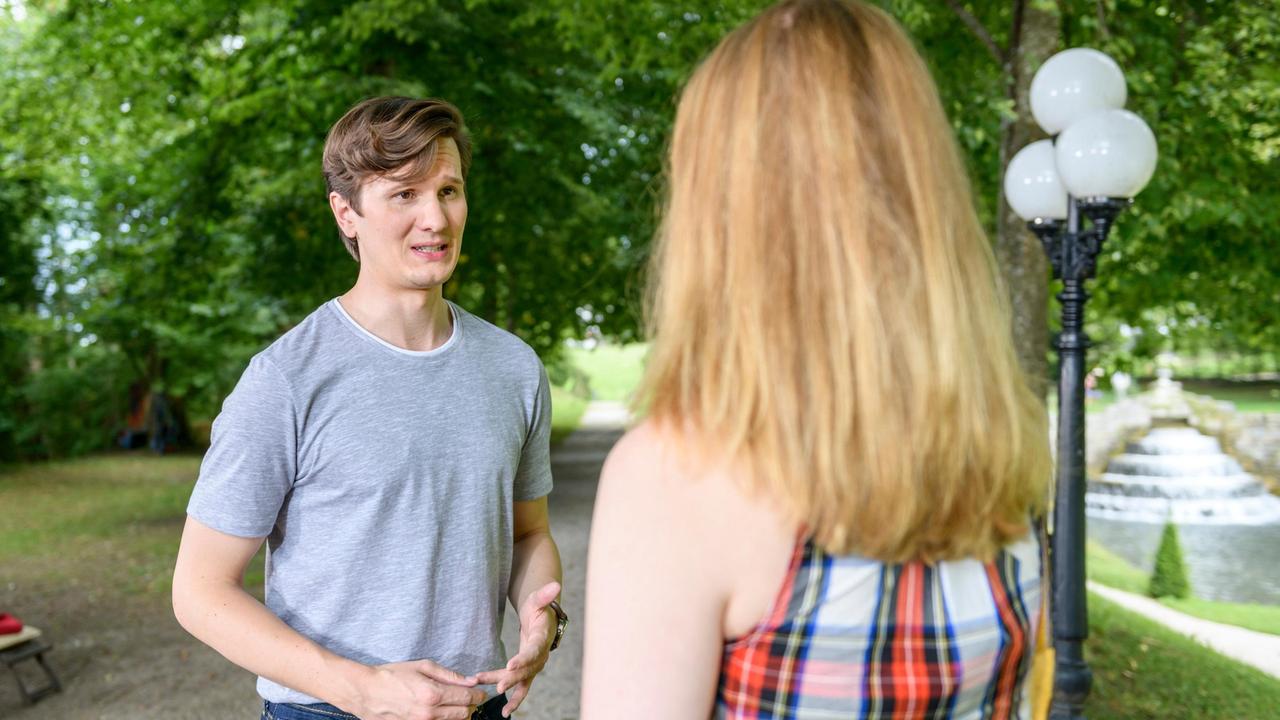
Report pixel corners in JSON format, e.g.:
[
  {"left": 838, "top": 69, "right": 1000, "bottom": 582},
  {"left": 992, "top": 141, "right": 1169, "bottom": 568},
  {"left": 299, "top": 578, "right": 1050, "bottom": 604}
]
[{"left": 637, "top": 0, "right": 1050, "bottom": 562}]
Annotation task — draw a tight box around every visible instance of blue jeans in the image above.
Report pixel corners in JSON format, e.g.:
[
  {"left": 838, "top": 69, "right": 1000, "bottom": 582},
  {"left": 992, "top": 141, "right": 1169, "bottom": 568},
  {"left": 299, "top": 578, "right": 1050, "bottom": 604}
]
[
  {"left": 261, "top": 702, "right": 356, "bottom": 720},
  {"left": 261, "top": 694, "right": 509, "bottom": 720}
]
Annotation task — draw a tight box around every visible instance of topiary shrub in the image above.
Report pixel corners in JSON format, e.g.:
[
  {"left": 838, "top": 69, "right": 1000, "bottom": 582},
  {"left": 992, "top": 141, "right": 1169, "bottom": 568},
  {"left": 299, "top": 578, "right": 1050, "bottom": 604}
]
[{"left": 1148, "top": 521, "right": 1191, "bottom": 599}]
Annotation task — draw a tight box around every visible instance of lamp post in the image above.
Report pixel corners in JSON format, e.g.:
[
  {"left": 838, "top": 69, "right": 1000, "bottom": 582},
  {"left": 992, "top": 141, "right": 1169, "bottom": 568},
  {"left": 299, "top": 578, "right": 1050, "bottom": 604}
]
[{"left": 1004, "top": 48, "right": 1157, "bottom": 720}]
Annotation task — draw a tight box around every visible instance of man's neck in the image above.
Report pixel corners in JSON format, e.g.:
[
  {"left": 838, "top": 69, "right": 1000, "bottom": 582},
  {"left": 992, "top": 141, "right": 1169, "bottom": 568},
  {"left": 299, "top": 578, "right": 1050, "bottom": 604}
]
[{"left": 339, "top": 281, "right": 453, "bottom": 353}]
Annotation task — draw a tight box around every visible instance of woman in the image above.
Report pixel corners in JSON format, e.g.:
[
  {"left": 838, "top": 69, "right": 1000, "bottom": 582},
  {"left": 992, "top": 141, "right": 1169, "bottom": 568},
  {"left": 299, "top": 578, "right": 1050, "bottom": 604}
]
[{"left": 580, "top": 1, "right": 1051, "bottom": 718}]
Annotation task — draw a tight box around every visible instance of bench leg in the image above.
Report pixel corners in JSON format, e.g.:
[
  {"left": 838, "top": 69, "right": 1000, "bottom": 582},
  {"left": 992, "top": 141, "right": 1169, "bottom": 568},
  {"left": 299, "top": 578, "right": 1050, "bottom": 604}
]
[{"left": 6, "top": 651, "right": 62, "bottom": 705}]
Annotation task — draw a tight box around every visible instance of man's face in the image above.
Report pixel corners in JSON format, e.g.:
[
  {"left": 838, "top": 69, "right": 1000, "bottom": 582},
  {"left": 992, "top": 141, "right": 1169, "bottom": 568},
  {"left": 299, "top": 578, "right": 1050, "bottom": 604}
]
[{"left": 330, "top": 138, "right": 468, "bottom": 293}]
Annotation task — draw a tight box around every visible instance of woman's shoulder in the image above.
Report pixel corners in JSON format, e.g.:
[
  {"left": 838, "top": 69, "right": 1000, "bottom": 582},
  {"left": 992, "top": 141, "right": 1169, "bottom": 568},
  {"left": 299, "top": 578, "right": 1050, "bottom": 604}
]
[
  {"left": 600, "top": 419, "right": 759, "bottom": 519},
  {"left": 598, "top": 419, "right": 797, "bottom": 637}
]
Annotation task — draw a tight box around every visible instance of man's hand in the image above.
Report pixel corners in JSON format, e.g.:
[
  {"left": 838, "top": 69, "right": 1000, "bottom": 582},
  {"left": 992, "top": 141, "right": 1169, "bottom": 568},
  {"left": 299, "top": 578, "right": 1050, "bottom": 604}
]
[
  {"left": 476, "top": 581, "right": 561, "bottom": 717},
  {"left": 351, "top": 658, "right": 488, "bottom": 720}
]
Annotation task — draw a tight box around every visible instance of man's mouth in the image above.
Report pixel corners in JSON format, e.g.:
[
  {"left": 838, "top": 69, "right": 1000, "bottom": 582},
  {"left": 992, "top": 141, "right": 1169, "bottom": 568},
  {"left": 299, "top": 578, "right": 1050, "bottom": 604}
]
[{"left": 411, "top": 243, "right": 449, "bottom": 259}]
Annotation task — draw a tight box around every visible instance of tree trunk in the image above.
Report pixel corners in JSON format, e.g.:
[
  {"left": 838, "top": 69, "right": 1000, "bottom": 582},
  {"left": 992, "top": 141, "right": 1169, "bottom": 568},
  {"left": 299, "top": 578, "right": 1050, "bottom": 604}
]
[{"left": 996, "top": 2, "right": 1061, "bottom": 401}]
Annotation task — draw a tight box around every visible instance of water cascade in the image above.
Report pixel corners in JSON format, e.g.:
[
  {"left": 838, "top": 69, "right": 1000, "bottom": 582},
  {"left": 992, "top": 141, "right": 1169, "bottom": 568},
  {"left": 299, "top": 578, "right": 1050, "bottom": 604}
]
[
  {"left": 1085, "top": 372, "right": 1280, "bottom": 603},
  {"left": 1086, "top": 426, "right": 1280, "bottom": 525}
]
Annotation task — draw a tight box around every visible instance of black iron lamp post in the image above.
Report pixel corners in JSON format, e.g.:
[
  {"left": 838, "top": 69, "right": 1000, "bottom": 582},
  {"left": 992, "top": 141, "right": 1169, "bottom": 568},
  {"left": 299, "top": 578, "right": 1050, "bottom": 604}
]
[{"left": 1004, "top": 48, "right": 1158, "bottom": 719}]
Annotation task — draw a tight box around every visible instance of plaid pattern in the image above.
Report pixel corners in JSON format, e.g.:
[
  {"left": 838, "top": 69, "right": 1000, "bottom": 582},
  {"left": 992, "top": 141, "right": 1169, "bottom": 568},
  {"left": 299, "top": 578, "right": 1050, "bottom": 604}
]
[{"left": 715, "top": 533, "right": 1041, "bottom": 719}]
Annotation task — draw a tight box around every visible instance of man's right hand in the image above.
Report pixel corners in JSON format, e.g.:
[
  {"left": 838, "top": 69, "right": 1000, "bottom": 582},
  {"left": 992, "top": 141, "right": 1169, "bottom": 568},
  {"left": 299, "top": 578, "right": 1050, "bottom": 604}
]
[{"left": 351, "top": 659, "right": 488, "bottom": 720}]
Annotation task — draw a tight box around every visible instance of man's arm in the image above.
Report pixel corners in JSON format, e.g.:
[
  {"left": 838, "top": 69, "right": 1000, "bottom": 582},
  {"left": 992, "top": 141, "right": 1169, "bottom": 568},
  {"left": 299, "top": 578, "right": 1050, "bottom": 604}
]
[
  {"left": 172, "top": 516, "right": 486, "bottom": 719},
  {"left": 509, "top": 497, "right": 563, "bottom": 615},
  {"left": 477, "top": 497, "right": 563, "bottom": 717}
]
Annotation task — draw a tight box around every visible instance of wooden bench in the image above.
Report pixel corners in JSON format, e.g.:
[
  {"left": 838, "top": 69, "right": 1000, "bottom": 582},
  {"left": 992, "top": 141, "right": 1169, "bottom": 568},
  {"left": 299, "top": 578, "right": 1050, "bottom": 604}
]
[{"left": 0, "top": 626, "right": 62, "bottom": 704}]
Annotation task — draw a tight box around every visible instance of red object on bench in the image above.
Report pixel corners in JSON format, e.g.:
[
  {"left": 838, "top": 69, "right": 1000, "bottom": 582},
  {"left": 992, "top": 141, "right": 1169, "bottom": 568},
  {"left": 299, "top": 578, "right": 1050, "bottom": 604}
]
[{"left": 0, "top": 614, "right": 23, "bottom": 635}]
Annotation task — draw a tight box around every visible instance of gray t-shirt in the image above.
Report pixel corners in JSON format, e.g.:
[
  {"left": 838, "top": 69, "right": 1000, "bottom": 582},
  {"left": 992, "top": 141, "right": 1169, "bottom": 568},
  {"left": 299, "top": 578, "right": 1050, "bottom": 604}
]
[{"left": 187, "top": 298, "right": 553, "bottom": 704}]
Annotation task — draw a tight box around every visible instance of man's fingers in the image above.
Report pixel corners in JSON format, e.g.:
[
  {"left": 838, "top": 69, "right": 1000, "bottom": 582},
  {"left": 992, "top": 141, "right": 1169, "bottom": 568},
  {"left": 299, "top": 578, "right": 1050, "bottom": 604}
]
[
  {"left": 472, "top": 668, "right": 507, "bottom": 686},
  {"left": 502, "top": 681, "right": 531, "bottom": 718},
  {"left": 433, "top": 683, "right": 489, "bottom": 707},
  {"left": 508, "top": 629, "right": 550, "bottom": 671},
  {"left": 506, "top": 649, "right": 534, "bottom": 672},
  {"left": 432, "top": 707, "right": 475, "bottom": 720},
  {"left": 470, "top": 666, "right": 520, "bottom": 694},
  {"left": 414, "top": 659, "right": 477, "bottom": 686}
]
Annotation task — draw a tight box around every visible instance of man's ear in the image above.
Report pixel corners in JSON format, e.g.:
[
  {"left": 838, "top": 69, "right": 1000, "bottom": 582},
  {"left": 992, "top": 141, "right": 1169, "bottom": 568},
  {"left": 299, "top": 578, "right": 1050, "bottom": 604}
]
[{"left": 329, "top": 191, "right": 361, "bottom": 238}]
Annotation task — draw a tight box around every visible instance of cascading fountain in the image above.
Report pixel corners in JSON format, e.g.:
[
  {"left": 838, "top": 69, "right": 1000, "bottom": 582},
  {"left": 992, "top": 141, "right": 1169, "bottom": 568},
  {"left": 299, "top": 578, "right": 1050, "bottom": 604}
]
[
  {"left": 1086, "top": 371, "right": 1280, "bottom": 603},
  {"left": 1086, "top": 426, "right": 1280, "bottom": 525}
]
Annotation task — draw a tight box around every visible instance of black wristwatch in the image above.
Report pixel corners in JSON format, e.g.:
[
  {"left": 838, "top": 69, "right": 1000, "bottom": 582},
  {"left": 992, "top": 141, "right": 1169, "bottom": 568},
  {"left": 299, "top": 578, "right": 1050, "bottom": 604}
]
[{"left": 547, "top": 600, "right": 568, "bottom": 652}]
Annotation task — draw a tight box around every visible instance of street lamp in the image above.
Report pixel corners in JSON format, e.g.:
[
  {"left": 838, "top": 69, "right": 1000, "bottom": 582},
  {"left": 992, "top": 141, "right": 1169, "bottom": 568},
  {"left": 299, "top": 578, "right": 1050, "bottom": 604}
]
[{"left": 1004, "top": 47, "right": 1158, "bottom": 720}]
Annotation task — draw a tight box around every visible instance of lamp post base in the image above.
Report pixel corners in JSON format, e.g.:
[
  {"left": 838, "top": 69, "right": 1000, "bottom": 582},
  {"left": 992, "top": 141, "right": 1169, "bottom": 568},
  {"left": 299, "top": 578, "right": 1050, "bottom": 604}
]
[{"left": 1049, "top": 643, "right": 1093, "bottom": 720}]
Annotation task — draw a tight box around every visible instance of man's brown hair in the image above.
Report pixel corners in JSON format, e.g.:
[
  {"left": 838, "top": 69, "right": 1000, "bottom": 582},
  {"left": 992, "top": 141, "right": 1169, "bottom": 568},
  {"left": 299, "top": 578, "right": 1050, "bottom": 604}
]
[{"left": 322, "top": 96, "right": 472, "bottom": 261}]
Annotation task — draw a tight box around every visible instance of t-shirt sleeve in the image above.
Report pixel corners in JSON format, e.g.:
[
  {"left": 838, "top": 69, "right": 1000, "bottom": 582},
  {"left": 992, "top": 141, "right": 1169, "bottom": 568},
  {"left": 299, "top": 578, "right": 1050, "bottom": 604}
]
[
  {"left": 187, "top": 354, "right": 297, "bottom": 537},
  {"left": 514, "top": 362, "right": 554, "bottom": 501}
]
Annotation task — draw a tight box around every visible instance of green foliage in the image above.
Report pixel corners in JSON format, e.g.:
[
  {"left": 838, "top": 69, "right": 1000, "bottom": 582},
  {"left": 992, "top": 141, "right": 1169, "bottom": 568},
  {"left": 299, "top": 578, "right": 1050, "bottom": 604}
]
[
  {"left": 4, "top": 1, "right": 1279, "bottom": 459},
  {"left": 549, "top": 384, "right": 589, "bottom": 445},
  {"left": 1149, "top": 521, "right": 1192, "bottom": 599},
  {"left": 567, "top": 343, "right": 648, "bottom": 402},
  {"left": 1088, "top": 592, "right": 1280, "bottom": 718}
]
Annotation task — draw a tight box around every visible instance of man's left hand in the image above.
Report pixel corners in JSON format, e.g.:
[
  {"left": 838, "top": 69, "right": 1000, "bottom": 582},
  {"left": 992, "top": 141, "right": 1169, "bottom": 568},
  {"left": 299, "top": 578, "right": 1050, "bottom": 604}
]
[{"left": 476, "top": 580, "right": 561, "bottom": 717}]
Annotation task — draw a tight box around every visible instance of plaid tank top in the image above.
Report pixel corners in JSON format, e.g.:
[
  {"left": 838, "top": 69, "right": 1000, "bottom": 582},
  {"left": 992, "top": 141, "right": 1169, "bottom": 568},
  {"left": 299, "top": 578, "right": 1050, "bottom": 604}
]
[{"left": 715, "top": 533, "right": 1041, "bottom": 719}]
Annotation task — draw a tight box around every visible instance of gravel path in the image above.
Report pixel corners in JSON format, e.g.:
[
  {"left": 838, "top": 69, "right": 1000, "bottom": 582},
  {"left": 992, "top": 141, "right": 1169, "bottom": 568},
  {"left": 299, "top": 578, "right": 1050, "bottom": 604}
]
[
  {"left": 2, "top": 403, "right": 627, "bottom": 719},
  {"left": 1089, "top": 581, "right": 1280, "bottom": 679}
]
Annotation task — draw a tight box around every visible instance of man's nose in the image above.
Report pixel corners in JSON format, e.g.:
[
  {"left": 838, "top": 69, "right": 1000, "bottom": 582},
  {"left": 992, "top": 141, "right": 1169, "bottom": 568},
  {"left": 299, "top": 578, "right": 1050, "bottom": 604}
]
[{"left": 416, "top": 198, "right": 449, "bottom": 233}]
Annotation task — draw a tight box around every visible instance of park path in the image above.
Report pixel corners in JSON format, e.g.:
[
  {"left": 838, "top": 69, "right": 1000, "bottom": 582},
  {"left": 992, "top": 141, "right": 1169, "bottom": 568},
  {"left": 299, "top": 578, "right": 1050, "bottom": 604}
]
[
  {"left": 1089, "top": 581, "right": 1280, "bottom": 679},
  {"left": 498, "top": 401, "right": 627, "bottom": 720}
]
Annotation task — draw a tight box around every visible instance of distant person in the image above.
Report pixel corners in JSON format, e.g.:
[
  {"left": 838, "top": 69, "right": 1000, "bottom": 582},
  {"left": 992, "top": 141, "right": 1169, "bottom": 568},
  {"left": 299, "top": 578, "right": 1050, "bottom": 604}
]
[
  {"left": 173, "top": 97, "right": 567, "bottom": 720},
  {"left": 581, "top": 1, "right": 1051, "bottom": 718},
  {"left": 1086, "top": 369, "right": 1110, "bottom": 402}
]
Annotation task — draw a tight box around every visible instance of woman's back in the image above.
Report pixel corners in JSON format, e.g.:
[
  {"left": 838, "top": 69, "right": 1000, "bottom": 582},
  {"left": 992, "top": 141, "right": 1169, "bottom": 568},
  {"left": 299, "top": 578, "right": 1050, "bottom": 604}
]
[
  {"left": 580, "top": 1, "right": 1052, "bottom": 717},
  {"left": 716, "top": 535, "right": 1041, "bottom": 719}
]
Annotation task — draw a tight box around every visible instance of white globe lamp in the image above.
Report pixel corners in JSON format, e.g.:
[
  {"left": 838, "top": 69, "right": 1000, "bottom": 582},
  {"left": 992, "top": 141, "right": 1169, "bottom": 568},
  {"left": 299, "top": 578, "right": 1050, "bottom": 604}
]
[
  {"left": 1004, "top": 139, "right": 1068, "bottom": 221},
  {"left": 1055, "top": 109, "right": 1158, "bottom": 199},
  {"left": 1031, "top": 48, "right": 1127, "bottom": 135}
]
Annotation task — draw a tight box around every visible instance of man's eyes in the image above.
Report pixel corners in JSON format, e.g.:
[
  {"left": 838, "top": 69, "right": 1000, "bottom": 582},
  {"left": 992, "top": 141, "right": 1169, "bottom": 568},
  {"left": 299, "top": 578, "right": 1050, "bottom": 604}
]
[{"left": 392, "top": 187, "right": 460, "bottom": 200}]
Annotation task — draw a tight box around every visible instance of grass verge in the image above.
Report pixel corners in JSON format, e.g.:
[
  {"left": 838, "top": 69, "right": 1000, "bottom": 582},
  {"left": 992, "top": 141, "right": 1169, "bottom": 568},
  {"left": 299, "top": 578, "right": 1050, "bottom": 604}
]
[
  {"left": 1087, "top": 540, "right": 1280, "bottom": 636},
  {"left": 0, "top": 454, "right": 200, "bottom": 595},
  {"left": 1087, "top": 540, "right": 1149, "bottom": 595},
  {"left": 550, "top": 384, "right": 589, "bottom": 444},
  {"left": 1179, "top": 379, "right": 1280, "bottom": 414},
  {"left": 1161, "top": 597, "right": 1280, "bottom": 637},
  {"left": 566, "top": 343, "right": 647, "bottom": 402},
  {"left": 1088, "top": 592, "right": 1280, "bottom": 718}
]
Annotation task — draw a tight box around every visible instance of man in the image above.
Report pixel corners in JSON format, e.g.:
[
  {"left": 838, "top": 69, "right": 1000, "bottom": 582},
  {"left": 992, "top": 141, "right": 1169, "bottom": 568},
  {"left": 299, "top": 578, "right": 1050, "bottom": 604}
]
[{"left": 173, "top": 96, "right": 566, "bottom": 720}]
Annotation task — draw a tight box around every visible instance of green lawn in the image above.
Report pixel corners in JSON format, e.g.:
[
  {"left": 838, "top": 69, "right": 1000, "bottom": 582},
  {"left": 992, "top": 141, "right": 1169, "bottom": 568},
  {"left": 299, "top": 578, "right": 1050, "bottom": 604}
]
[
  {"left": 1087, "top": 592, "right": 1280, "bottom": 719},
  {"left": 565, "top": 343, "right": 648, "bottom": 402},
  {"left": 1161, "top": 597, "right": 1280, "bottom": 638},
  {"left": 1087, "top": 540, "right": 1280, "bottom": 636},
  {"left": 1087, "top": 540, "right": 1150, "bottom": 595},
  {"left": 1179, "top": 380, "right": 1280, "bottom": 414},
  {"left": 0, "top": 454, "right": 201, "bottom": 595},
  {"left": 1060, "top": 380, "right": 1280, "bottom": 414},
  {"left": 550, "top": 384, "right": 588, "bottom": 444}
]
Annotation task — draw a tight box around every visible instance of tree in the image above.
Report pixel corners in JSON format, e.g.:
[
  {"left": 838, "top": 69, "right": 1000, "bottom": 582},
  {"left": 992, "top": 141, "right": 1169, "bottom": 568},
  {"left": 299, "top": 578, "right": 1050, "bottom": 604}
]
[
  {"left": 1148, "top": 520, "right": 1191, "bottom": 599},
  {"left": 4, "top": 0, "right": 652, "bottom": 454},
  {"left": 4, "top": 0, "right": 1277, "bottom": 458}
]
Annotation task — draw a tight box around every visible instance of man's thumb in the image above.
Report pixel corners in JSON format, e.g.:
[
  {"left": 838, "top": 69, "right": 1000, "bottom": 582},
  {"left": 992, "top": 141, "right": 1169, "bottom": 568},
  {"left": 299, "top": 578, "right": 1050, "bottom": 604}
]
[{"left": 531, "top": 581, "right": 561, "bottom": 608}]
